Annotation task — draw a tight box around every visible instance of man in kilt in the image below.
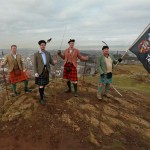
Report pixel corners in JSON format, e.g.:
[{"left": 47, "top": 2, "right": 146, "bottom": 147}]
[
  {"left": 97, "top": 45, "right": 122, "bottom": 100},
  {"left": 58, "top": 39, "right": 88, "bottom": 97},
  {"left": 34, "top": 40, "right": 57, "bottom": 104},
  {"left": 1, "top": 45, "right": 31, "bottom": 96}
]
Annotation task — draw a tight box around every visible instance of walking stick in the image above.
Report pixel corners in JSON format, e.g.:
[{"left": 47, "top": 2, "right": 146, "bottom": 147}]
[
  {"left": 54, "top": 55, "right": 57, "bottom": 103},
  {"left": 2, "top": 67, "right": 9, "bottom": 101},
  {"left": 55, "top": 26, "right": 67, "bottom": 99},
  {"left": 59, "top": 26, "right": 67, "bottom": 50},
  {"left": 82, "top": 61, "right": 87, "bottom": 82},
  {"left": 80, "top": 61, "right": 87, "bottom": 91},
  {"left": 0, "top": 71, "right": 5, "bottom": 113},
  {"left": 110, "top": 84, "right": 122, "bottom": 97},
  {"left": 47, "top": 38, "right": 57, "bottom": 101}
]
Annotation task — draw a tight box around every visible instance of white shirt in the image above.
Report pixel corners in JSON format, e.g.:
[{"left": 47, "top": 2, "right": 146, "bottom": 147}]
[
  {"left": 105, "top": 56, "right": 112, "bottom": 73},
  {"left": 39, "top": 50, "right": 46, "bottom": 65},
  {"left": 12, "top": 54, "right": 17, "bottom": 59}
]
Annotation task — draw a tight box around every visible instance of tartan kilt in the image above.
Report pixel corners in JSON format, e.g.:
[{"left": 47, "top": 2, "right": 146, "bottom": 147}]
[
  {"left": 9, "top": 70, "right": 28, "bottom": 84},
  {"left": 35, "top": 67, "right": 49, "bottom": 86},
  {"left": 63, "top": 63, "right": 78, "bottom": 81},
  {"left": 99, "top": 74, "right": 112, "bottom": 85}
]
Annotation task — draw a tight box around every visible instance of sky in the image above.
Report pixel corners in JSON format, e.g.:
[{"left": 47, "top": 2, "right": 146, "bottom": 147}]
[{"left": 0, "top": 0, "right": 150, "bottom": 50}]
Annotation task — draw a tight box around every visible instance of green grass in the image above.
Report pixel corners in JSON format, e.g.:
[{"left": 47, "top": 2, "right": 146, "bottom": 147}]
[
  {"left": 113, "top": 75, "right": 150, "bottom": 94},
  {"left": 82, "top": 74, "right": 150, "bottom": 94}
]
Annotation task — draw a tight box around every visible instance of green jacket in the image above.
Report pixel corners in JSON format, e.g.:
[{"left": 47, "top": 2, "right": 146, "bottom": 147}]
[{"left": 98, "top": 54, "right": 118, "bottom": 75}]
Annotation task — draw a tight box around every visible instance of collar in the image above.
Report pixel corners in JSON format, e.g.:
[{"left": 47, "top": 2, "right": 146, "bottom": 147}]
[
  {"left": 12, "top": 53, "right": 17, "bottom": 56},
  {"left": 39, "top": 49, "right": 45, "bottom": 54},
  {"left": 104, "top": 54, "right": 109, "bottom": 58}
]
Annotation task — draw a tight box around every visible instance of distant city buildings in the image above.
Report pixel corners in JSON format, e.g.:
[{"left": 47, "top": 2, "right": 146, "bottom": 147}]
[{"left": 0, "top": 49, "right": 140, "bottom": 89}]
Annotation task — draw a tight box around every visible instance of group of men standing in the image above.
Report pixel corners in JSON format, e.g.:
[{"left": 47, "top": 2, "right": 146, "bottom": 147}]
[{"left": 0, "top": 39, "right": 122, "bottom": 105}]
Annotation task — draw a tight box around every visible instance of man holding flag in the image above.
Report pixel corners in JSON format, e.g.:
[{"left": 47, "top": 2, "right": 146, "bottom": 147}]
[{"left": 97, "top": 45, "right": 122, "bottom": 100}]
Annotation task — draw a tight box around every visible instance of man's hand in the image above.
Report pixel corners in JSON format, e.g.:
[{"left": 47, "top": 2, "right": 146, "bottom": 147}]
[
  {"left": 23, "top": 69, "right": 26, "bottom": 72},
  {"left": 118, "top": 58, "right": 123, "bottom": 62},
  {"left": 86, "top": 56, "right": 89, "bottom": 61},
  {"left": 0, "top": 61, "right": 5, "bottom": 67},
  {"left": 57, "top": 50, "right": 61, "bottom": 56},
  {"left": 35, "top": 73, "right": 39, "bottom": 78}
]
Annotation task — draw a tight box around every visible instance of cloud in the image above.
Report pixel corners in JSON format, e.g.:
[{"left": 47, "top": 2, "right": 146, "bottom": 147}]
[{"left": 0, "top": 0, "right": 149, "bottom": 49}]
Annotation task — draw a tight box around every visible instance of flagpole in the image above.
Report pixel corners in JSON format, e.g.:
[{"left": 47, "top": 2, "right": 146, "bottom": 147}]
[{"left": 128, "top": 23, "right": 150, "bottom": 50}]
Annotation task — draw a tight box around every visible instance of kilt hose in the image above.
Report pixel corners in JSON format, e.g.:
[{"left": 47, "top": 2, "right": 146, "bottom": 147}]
[
  {"left": 63, "top": 63, "right": 78, "bottom": 81},
  {"left": 9, "top": 69, "right": 28, "bottom": 84},
  {"left": 35, "top": 65, "right": 49, "bottom": 86}
]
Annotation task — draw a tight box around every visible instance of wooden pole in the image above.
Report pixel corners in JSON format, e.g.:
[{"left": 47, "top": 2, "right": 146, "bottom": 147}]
[
  {"left": 54, "top": 55, "right": 57, "bottom": 103},
  {"left": 2, "top": 67, "right": 9, "bottom": 101}
]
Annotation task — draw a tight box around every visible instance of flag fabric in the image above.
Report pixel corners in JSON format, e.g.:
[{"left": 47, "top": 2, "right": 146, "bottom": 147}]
[{"left": 129, "top": 23, "right": 150, "bottom": 73}]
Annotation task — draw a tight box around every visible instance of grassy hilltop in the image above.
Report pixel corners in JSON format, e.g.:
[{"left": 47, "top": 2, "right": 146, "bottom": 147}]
[{"left": 0, "top": 64, "right": 150, "bottom": 150}]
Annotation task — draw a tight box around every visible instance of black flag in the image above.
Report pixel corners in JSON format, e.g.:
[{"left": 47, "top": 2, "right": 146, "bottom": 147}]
[{"left": 129, "top": 23, "right": 150, "bottom": 73}]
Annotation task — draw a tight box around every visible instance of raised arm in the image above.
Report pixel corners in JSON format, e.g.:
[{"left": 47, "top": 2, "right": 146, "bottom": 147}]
[
  {"left": 111, "top": 55, "right": 122, "bottom": 64},
  {"left": 112, "top": 55, "right": 118, "bottom": 65},
  {"left": 49, "top": 52, "right": 55, "bottom": 66},
  {"left": 58, "top": 50, "right": 65, "bottom": 60},
  {"left": 77, "top": 50, "right": 88, "bottom": 61},
  {"left": 1, "top": 55, "right": 8, "bottom": 67}
]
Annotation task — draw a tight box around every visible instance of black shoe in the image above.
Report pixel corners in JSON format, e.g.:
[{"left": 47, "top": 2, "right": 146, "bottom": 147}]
[
  {"left": 65, "top": 89, "right": 72, "bottom": 93},
  {"left": 39, "top": 99, "right": 45, "bottom": 105},
  {"left": 12, "top": 91, "right": 20, "bottom": 97},
  {"left": 25, "top": 88, "right": 32, "bottom": 92}
]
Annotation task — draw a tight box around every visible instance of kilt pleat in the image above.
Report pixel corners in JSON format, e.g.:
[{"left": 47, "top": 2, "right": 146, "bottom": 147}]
[
  {"left": 63, "top": 63, "right": 78, "bottom": 81},
  {"left": 9, "top": 70, "right": 28, "bottom": 84},
  {"left": 35, "top": 67, "right": 49, "bottom": 86},
  {"left": 99, "top": 74, "right": 112, "bottom": 84}
]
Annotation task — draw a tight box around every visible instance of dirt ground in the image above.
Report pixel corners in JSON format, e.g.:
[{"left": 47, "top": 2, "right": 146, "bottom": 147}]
[{"left": 0, "top": 65, "right": 150, "bottom": 150}]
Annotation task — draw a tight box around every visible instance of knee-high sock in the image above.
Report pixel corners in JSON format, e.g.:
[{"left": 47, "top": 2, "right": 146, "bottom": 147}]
[
  {"left": 39, "top": 87, "right": 44, "bottom": 100},
  {"left": 43, "top": 86, "right": 45, "bottom": 95},
  {"left": 98, "top": 84, "right": 103, "bottom": 94},
  {"left": 12, "top": 84, "right": 17, "bottom": 93},
  {"left": 67, "top": 81, "right": 71, "bottom": 91},
  {"left": 24, "top": 80, "right": 28, "bottom": 89},
  {"left": 105, "top": 84, "right": 110, "bottom": 93},
  {"left": 73, "top": 83, "right": 77, "bottom": 93}
]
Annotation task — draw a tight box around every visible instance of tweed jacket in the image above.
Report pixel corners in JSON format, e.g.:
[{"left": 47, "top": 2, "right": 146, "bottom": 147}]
[
  {"left": 98, "top": 54, "right": 118, "bottom": 75},
  {"left": 3, "top": 54, "right": 24, "bottom": 72},
  {"left": 34, "top": 50, "right": 54, "bottom": 75}
]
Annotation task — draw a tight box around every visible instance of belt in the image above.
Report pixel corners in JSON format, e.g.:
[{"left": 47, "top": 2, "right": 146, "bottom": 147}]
[{"left": 66, "top": 62, "right": 73, "bottom": 64}]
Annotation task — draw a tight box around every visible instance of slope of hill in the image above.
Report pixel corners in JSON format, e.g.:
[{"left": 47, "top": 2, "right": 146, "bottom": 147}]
[{"left": 0, "top": 65, "right": 150, "bottom": 150}]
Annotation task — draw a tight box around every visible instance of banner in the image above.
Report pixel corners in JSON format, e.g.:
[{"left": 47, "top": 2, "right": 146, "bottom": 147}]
[{"left": 129, "top": 23, "right": 150, "bottom": 73}]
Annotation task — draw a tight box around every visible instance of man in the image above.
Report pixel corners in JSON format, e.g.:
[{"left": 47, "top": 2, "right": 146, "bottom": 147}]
[
  {"left": 34, "top": 40, "right": 57, "bottom": 105},
  {"left": 97, "top": 45, "right": 122, "bottom": 100},
  {"left": 1, "top": 45, "right": 31, "bottom": 96},
  {"left": 58, "top": 39, "right": 88, "bottom": 97}
]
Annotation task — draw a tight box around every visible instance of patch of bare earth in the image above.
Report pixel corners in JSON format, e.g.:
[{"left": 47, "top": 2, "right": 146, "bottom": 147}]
[{"left": 0, "top": 79, "right": 150, "bottom": 150}]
